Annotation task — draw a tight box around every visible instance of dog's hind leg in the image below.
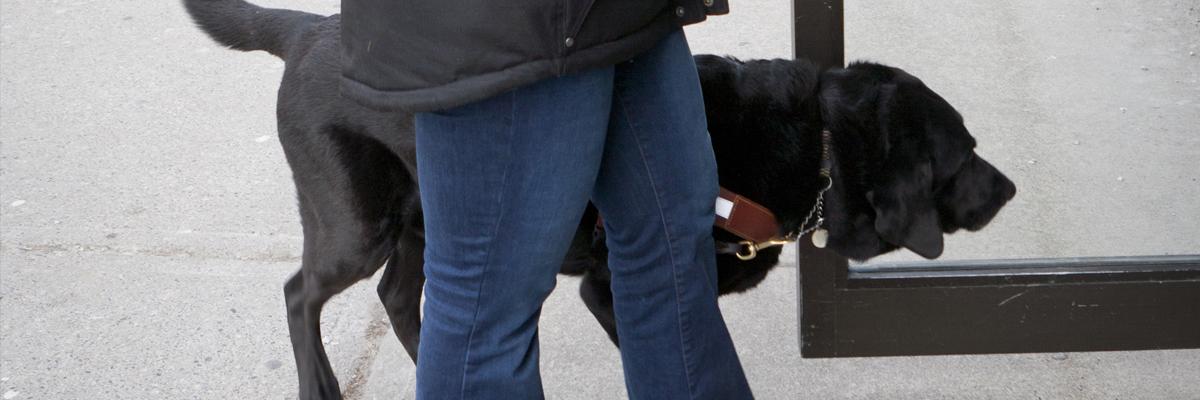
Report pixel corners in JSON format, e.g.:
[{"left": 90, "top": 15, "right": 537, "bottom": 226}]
[
  {"left": 284, "top": 196, "right": 396, "bottom": 400},
  {"left": 281, "top": 126, "right": 409, "bottom": 400},
  {"left": 377, "top": 227, "right": 425, "bottom": 364},
  {"left": 580, "top": 267, "right": 621, "bottom": 347}
]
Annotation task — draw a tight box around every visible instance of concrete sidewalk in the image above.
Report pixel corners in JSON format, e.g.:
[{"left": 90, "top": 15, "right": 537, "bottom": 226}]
[
  {"left": 2, "top": 0, "right": 1197, "bottom": 399},
  {"left": 0, "top": 235, "right": 641, "bottom": 399},
  {"left": 4, "top": 241, "right": 1198, "bottom": 399}
]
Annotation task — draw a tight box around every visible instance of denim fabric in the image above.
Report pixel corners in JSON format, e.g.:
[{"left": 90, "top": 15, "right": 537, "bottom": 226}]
[{"left": 413, "top": 29, "right": 752, "bottom": 400}]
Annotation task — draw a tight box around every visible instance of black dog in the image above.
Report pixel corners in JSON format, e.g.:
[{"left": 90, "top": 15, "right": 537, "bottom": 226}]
[{"left": 185, "top": 1, "right": 1015, "bottom": 398}]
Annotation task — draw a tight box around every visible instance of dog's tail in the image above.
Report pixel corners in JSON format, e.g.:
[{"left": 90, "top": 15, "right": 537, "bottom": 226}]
[{"left": 183, "top": 0, "right": 321, "bottom": 58}]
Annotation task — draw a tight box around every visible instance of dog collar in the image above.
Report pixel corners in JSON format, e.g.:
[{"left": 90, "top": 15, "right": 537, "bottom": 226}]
[{"left": 714, "top": 129, "right": 833, "bottom": 260}]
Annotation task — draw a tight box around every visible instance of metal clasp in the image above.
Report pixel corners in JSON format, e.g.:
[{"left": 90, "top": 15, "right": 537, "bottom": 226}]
[{"left": 735, "top": 238, "right": 795, "bottom": 260}]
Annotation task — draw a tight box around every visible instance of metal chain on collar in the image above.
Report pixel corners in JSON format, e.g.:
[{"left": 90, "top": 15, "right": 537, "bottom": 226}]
[
  {"left": 785, "top": 130, "right": 834, "bottom": 241},
  {"left": 720, "top": 130, "right": 835, "bottom": 261},
  {"left": 784, "top": 174, "right": 831, "bottom": 242}
]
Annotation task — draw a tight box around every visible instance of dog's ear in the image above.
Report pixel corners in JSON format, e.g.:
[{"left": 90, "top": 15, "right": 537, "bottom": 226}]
[
  {"left": 866, "top": 82, "right": 945, "bottom": 259},
  {"left": 867, "top": 150, "right": 944, "bottom": 259}
]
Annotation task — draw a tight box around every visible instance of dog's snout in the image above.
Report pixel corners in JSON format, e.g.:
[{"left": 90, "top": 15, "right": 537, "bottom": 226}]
[
  {"left": 981, "top": 156, "right": 1016, "bottom": 204},
  {"left": 1000, "top": 174, "right": 1017, "bottom": 202},
  {"left": 935, "top": 154, "right": 1017, "bottom": 232},
  {"left": 968, "top": 161, "right": 1015, "bottom": 230}
]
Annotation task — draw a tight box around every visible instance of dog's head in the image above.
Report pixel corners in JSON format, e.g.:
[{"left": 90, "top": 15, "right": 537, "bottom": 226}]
[{"left": 819, "top": 62, "right": 1016, "bottom": 260}]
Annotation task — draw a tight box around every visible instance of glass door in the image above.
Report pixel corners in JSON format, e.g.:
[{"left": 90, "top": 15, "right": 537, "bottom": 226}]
[{"left": 792, "top": 0, "right": 1200, "bottom": 357}]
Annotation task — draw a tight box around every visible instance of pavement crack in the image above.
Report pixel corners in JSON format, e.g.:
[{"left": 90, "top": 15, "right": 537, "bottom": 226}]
[
  {"left": 341, "top": 303, "right": 392, "bottom": 400},
  {"left": 5, "top": 241, "right": 301, "bottom": 263}
]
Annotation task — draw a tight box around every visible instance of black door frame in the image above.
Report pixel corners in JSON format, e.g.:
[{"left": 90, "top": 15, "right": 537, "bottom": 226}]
[{"left": 791, "top": 0, "right": 1200, "bottom": 358}]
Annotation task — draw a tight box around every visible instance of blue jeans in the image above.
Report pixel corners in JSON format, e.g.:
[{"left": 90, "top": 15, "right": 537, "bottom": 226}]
[{"left": 413, "top": 29, "right": 752, "bottom": 400}]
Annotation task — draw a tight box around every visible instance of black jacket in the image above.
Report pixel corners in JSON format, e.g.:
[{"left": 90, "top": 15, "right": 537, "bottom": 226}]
[{"left": 340, "top": 0, "right": 728, "bottom": 112}]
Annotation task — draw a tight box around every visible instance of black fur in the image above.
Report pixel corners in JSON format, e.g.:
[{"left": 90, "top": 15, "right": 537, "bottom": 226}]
[
  {"left": 185, "top": 1, "right": 1015, "bottom": 398},
  {"left": 183, "top": 0, "right": 321, "bottom": 58}
]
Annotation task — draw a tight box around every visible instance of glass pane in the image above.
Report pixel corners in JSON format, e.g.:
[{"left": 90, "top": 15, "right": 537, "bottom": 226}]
[
  {"left": 690, "top": 1, "right": 1200, "bottom": 263},
  {"left": 849, "top": 1, "right": 1199, "bottom": 262}
]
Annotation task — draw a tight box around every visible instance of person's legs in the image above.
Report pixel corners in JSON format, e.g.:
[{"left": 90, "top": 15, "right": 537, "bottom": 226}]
[
  {"left": 413, "top": 66, "right": 614, "bottom": 399},
  {"left": 590, "top": 29, "right": 753, "bottom": 399}
]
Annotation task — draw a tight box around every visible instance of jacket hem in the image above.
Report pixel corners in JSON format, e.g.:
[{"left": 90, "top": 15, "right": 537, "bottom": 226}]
[
  {"left": 340, "top": 59, "right": 556, "bottom": 113},
  {"left": 340, "top": 12, "right": 678, "bottom": 113}
]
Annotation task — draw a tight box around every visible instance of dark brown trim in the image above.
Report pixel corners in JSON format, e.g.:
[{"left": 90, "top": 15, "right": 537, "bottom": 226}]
[
  {"left": 798, "top": 236, "right": 1200, "bottom": 357},
  {"left": 796, "top": 235, "right": 847, "bottom": 356},
  {"left": 849, "top": 255, "right": 1200, "bottom": 288},
  {"left": 792, "top": 0, "right": 844, "bottom": 68}
]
